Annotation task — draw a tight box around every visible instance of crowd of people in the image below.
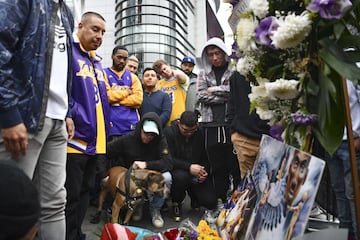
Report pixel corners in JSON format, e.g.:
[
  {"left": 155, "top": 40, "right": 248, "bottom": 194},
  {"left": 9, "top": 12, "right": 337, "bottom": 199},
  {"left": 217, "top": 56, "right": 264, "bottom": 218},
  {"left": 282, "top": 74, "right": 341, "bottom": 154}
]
[{"left": 0, "top": 1, "right": 359, "bottom": 240}]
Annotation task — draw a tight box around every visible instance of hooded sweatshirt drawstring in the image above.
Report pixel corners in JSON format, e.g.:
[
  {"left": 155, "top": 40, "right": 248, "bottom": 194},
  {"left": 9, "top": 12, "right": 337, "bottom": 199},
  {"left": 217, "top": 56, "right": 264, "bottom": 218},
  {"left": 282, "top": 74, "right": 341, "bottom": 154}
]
[{"left": 222, "top": 126, "right": 226, "bottom": 144}]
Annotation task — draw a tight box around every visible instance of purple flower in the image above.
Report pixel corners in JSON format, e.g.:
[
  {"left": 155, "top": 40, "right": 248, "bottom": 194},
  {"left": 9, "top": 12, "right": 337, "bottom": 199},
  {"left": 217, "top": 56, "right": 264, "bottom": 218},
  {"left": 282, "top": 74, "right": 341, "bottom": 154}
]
[
  {"left": 189, "top": 230, "right": 198, "bottom": 240},
  {"left": 270, "top": 124, "right": 284, "bottom": 141},
  {"left": 291, "top": 113, "right": 318, "bottom": 125},
  {"left": 307, "top": 0, "right": 352, "bottom": 19},
  {"left": 255, "top": 17, "right": 279, "bottom": 48},
  {"left": 229, "top": 41, "right": 239, "bottom": 61}
]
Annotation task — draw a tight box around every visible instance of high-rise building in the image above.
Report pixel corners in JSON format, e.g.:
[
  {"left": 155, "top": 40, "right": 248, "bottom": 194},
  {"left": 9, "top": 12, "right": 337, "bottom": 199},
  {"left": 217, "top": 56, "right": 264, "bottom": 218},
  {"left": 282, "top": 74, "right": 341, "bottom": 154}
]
[
  {"left": 65, "top": 0, "right": 229, "bottom": 73},
  {"left": 114, "top": 0, "right": 197, "bottom": 72}
]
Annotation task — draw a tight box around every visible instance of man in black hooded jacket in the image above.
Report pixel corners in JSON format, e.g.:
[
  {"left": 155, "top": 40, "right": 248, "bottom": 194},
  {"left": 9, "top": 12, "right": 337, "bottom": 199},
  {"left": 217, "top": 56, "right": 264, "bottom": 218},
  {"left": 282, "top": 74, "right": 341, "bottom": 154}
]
[
  {"left": 107, "top": 112, "right": 172, "bottom": 228},
  {"left": 164, "top": 111, "right": 217, "bottom": 222}
]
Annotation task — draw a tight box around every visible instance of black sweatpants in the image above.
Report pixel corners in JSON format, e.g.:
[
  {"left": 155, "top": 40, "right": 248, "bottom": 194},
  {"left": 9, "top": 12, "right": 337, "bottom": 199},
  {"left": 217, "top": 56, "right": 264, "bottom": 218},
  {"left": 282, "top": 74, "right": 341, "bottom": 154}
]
[{"left": 170, "top": 169, "right": 217, "bottom": 209}]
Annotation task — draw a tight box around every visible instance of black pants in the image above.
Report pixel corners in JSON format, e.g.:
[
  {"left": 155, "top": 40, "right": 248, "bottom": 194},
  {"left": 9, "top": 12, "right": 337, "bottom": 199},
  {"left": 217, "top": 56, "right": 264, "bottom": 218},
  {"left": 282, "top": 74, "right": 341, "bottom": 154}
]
[
  {"left": 170, "top": 169, "right": 217, "bottom": 209},
  {"left": 65, "top": 154, "right": 97, "bottom": 240},
  {"left": 204, "top": 126, "right": 241, "bottom": 201}
]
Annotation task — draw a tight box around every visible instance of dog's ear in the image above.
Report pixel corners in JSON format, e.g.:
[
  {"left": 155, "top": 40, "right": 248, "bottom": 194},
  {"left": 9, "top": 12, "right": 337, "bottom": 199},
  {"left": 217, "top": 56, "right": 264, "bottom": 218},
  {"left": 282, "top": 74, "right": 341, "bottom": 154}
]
[
  {"left": 132, "top": 169, "right": 151, "bottom": 180},
  {"left": 146, "top": 172, "right": 164, "bottom": 182},
  {"left": 133, "top": 169, "right": 163, "bottom": 181}
]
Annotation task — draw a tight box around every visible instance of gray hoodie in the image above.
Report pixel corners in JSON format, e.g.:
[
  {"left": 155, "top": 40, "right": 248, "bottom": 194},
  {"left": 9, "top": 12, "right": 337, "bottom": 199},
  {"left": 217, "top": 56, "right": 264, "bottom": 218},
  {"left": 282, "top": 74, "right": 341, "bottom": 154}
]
[
  {"left": 200, "top": 37, "right": 230, "bottom": 74},
  {"left": 197, "top": 37, "right": 235, "bottom": 123}
]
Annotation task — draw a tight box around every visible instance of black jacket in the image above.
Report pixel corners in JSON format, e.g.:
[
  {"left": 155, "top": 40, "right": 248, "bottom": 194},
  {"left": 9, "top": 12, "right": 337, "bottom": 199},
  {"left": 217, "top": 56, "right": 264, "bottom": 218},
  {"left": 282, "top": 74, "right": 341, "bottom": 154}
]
[
  {"left": 227, "top": 73, "right": 270, "bottom": 140},
  {"left": 163, "top": 122, "right": 210, "bottom": 171},
  {"left": 107, "top": 112, "right": 172, "bottom": 172}
]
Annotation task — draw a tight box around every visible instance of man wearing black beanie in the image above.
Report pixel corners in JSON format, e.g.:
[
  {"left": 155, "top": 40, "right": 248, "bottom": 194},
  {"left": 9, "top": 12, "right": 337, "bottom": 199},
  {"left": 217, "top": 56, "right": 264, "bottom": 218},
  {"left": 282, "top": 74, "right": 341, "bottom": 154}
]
[{"left": 0, "top": 161, "right": 40, "bottom": 240}]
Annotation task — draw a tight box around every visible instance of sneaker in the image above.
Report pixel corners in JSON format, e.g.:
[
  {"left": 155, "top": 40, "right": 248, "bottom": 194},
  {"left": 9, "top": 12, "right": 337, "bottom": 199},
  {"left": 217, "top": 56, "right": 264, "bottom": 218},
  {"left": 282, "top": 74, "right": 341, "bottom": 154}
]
[
  {"left": 132, "top": 204, "right": 143, "bottom": 221},
  {"left": 309, "top": 205, "right": 334, "bottom": 221},
  {"left": 172, "top": 202, "right": 182, "bottom": 222},
  {"left": 151, "top": 209, "right": 164, "bottom": 228},
  {"left": 203, "top": 209, "right": 218, "bottom": 224}
]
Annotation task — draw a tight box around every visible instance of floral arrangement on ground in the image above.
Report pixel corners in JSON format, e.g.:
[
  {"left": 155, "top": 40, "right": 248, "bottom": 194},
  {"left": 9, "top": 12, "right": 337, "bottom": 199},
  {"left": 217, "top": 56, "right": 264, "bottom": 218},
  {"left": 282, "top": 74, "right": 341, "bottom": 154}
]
[
  {"left": 226, "top": 0, "right": 360, "bottom": 154},
  {"left": 100, "top": 219, "right": 222, "bottom": 240},
  {"left": 162, "top": 219, "right": 221, "bottom": 240}
]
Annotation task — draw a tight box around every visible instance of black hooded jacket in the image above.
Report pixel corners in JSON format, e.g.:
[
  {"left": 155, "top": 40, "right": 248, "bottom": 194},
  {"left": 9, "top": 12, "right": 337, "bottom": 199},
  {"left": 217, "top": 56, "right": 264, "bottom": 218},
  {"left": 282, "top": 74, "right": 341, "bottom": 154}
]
[
  {"left": 163, "top": 122, "right": 210, "bottom": 171},
  {"left": 227, "top": 73, "right": 270, "bottom": 139},
  {"left": 107, "top": 112, "right": 172, "bottom": 172}
]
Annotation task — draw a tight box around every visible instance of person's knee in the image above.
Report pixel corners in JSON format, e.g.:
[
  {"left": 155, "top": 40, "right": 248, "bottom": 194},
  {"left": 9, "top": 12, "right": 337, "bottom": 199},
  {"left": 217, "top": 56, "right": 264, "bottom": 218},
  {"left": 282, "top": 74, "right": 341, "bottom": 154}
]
[{"left": 41, "top": 187, "right": 66, "bottom": 221}]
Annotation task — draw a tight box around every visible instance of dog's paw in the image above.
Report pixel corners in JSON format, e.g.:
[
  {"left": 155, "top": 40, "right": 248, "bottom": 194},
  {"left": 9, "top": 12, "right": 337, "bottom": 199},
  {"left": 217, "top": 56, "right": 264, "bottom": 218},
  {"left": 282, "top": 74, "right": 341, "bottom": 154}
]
[{"left": 90, "top": 211, "right": 101, "bottom": 224}]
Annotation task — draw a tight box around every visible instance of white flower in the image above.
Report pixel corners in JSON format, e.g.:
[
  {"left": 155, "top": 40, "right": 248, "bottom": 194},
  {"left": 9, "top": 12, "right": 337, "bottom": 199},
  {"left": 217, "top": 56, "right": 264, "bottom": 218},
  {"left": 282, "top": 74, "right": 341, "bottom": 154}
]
[
  {"left": 255, "top": 77, "right": 270, "bottom": 85},
  {"left": 256, "top": 107, "right": 275, "bottom": 120},
  {"left": 271, "top": 11, "right": 312, "bottom": 49},
  {"left": 236, "top": 18, "right": 258, "bottom": 52},
  {"left": 249, "top": 0, "right": 269, "bottom": 19},
  {"left": 249, "top": 84, "right": 267, "bottom": 101},
  {"left": 265, "top": 78, "right": 300, "bottom": 99},
  {"left": 236, "top": 55, "right": 257, "bottom": 76}
]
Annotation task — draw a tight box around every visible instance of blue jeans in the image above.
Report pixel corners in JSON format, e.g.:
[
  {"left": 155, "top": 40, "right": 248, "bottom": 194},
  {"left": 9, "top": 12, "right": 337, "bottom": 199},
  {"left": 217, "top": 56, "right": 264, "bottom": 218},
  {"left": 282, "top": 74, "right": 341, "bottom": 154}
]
[
  {"left": 0, "top": 118, "right": 67, "bottom": 240},
  {"left": 325, "top": 140, "right": 360, "bottom": 234}
]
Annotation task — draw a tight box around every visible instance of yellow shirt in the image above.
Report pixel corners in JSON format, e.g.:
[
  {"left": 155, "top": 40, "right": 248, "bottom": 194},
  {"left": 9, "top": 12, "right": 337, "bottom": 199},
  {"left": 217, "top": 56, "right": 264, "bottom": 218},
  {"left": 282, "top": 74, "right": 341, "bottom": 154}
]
[{"left": 157, "top": 76, "right": 187, "bottom": 126}]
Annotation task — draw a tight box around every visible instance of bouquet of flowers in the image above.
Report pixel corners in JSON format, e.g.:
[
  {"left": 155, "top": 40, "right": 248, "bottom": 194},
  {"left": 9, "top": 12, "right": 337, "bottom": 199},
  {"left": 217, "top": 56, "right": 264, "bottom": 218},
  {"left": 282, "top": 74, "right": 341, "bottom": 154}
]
[
  {"left": 226, "top": 0, "right": 360, "bottom": 153},
  {"left": 162, "top": 219, "right": 221, "bottom": 240}
]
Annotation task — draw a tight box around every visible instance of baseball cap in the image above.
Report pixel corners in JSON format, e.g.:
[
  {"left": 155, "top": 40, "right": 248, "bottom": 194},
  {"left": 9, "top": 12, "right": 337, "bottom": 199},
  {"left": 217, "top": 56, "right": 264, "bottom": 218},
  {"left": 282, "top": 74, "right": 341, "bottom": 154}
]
[
  {"left": 181, "top": 56, "right": 195, "bottom": 65},
  {"left": 143, "top": 120, "right": 159, "bottom": 135}
]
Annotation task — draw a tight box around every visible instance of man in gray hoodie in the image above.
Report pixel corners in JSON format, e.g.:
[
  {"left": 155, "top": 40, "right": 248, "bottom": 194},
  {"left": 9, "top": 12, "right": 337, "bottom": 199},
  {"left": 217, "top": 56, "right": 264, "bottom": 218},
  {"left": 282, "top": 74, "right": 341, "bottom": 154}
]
[{"left": 196, "top": 37, "right": 241, "bottom": 204}]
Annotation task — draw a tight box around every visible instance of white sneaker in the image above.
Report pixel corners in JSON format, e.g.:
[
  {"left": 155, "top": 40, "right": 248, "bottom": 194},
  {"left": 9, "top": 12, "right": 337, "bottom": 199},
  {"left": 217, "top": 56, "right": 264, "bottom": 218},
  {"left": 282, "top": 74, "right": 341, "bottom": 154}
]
[{"left": 151, "top": 209, "right": 164, "bottom": 228}]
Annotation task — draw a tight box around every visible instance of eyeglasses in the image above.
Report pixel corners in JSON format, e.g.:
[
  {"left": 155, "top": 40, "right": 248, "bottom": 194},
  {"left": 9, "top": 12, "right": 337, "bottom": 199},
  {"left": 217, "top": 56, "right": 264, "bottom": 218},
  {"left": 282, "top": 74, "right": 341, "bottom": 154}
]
[{"left": 179, "top": 124, "right": 197, "bottom": 134}]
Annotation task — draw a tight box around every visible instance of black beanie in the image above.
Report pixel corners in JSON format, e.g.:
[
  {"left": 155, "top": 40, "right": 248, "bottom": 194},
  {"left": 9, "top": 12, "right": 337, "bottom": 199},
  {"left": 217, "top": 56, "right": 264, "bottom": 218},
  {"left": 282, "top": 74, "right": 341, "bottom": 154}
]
[{"left": 0, "top": 161, "right": 40, "bottom": 239}]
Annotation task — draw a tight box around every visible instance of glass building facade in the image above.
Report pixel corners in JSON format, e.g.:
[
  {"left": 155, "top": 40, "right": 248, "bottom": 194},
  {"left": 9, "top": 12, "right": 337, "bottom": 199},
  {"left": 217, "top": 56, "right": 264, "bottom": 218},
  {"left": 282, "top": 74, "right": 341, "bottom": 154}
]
[{"left": 114, "top": 0, "right": 196, "bottom": 73}]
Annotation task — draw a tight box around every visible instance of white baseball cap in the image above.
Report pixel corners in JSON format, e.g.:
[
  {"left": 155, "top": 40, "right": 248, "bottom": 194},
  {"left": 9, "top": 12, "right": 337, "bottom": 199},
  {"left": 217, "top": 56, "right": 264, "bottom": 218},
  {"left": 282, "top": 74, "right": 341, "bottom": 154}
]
[{"left": 143, "top": 120, "right": 159, "bottom": 135}]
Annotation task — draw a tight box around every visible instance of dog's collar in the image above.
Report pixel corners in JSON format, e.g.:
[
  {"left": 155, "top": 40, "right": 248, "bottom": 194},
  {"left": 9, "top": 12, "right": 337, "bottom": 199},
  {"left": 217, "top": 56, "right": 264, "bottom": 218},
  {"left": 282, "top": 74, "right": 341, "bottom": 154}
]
[
  {"left": 115, "top": 186, "right": 143, "bottom": 211},
  {"left": 117, "top": 167, "right": 144, "bottom": 210}
]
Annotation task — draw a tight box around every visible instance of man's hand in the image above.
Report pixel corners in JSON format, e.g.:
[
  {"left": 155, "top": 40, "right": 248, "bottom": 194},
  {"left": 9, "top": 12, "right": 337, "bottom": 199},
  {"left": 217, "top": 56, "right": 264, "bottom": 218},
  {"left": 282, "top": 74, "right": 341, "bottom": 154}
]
[
  {"left": 1, "top": 123, "right": 28, "bottom": 160},
  {"left": 174, "top": 69, "right": 188, "bottom": 84},
  {"left": 133, "top": 161, "right": 147, "bottom": 169},
  {"left": 190, "top": 164, "right": 208, "bottom": 183},
  {"left": 207, "top": 86, "right": 216, "bottom": 93},
  {"left": 66, "top": 117, "right": 75, "bottom": 140}
]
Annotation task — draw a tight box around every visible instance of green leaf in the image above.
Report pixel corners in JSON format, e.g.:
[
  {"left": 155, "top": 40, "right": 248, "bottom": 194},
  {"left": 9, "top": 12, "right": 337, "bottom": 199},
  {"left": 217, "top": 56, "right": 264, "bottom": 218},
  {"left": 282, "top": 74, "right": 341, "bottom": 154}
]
[
  {"left": 312, "top": 65, "right": 345, "bottom": 155},
  {"left": 337, "top": 35, "right": 360, "bottom": 50},
  {"left": 319, "top": 39, "right": 360, "bottom": 82}
]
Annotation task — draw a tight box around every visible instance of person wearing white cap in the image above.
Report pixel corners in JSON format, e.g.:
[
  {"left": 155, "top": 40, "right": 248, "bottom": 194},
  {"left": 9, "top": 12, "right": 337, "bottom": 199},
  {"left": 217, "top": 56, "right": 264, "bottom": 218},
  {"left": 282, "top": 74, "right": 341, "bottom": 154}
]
[{"left": 107, "top": 112, "right": 172, "bottom": 228}]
